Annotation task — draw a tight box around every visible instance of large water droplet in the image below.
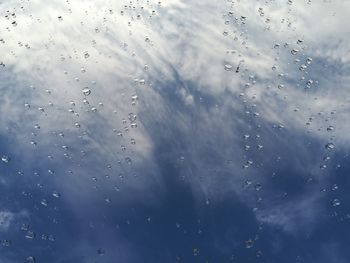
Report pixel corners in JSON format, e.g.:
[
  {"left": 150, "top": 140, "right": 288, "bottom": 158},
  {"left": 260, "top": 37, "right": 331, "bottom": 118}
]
[
  {"left": 82, "top": 87, "right": 91, "bottom": 96},
  {"left": 325, "top": 143, "right": 335, "bottom": 150}
]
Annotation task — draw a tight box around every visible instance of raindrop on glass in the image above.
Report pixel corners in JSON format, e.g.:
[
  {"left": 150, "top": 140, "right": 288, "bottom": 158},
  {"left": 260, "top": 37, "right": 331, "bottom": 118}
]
[
  {"left": 332, "top": 199, "right": 341, "bottom": 207},
  {"left": 325, "top": 143, "right": 335, "bottom": 150},
  {"left": 82, "top": 87, "right": 91, "bottom": 96},
  {"left": 25, "top": 256, "right": 36, "bottom": 263}
]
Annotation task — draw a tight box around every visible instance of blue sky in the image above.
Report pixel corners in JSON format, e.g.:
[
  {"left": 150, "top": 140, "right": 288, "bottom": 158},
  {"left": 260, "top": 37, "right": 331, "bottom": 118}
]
[{"left": 0, "top": 0, "right": 350, "bottom": 262}]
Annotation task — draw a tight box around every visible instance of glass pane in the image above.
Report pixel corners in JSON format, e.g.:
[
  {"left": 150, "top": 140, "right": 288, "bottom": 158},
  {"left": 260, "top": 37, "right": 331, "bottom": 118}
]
[{"left": 0, "top": 0, "right": 349, "bottom": 262}]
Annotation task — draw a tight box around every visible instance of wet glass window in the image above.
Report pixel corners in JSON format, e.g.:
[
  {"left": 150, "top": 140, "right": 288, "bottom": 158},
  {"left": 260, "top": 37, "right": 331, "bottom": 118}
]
[{"left": 0, "top": 0, "right": 349, "bottom": 262}]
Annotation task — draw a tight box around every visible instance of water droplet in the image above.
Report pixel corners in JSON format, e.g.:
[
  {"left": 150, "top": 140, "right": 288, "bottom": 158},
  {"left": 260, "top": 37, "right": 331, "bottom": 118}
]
[
  {"left": 82, "top": 87, "right": 91, "bottom": 96},
  {"left": 245, "top": 238, "right": 254, "bottom": 248},
  {"left": 255, "top": 184, "right": 262, "bottom": 191},
  {"left": 325, "top": 143, "right": 335, "bottom": 150},
  {"left": 224, "top": 64, "right": 233, "bottom": 71},
  {"left": 331, "top": 184, "right": 338, "bottom": 191},
  {"left": 332, "top": 198, "right": 341, "bottom": 207},
  {"left": 125, "top": 157, "right": 132, "bottom": 165},
  {"left": 97, "top": 248, "right": 106, "bottom": 255},
  {"left": 40, "top": 199, "right": 48, "bottom": 207},
  {"left": 2, "top": 240, "right": 12, "bottom": 246},
  {"left": 205, "top": 198, "right": 210, "bottom": 205},
  {"left": 306, "top": 57, "right": 313, "bottom": 64},
  {"left": 291, "top": 48, "right": 299, "bottom": 55},
  {"left": 52, "top": 191, "right": 61, "bottom": 198},
  {"left": 25, "top": 256, "right": 36, "bottom": 263},
  {"left": 193, "top": 248, "right": 200, "bottom": 256},
  {"left": 299, "top": 65, "right": 307, "bottom": 71},
  {"left": 131, "top": 94, "right": 138, "bottom": 105},
  {"left": 128, "top": 113, "right": 137, "bottom": 122},
  {"left": 1, "top": 155, "right": 10, "bottom": 163},
  {"left": 25, "top": 230, "right": 36, "bottom": 239}
]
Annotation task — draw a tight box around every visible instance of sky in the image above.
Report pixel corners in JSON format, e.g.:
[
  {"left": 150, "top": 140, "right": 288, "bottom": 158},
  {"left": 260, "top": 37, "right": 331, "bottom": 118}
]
[{"left": 0, "top": 0, "right": 350, "bottom": 262}]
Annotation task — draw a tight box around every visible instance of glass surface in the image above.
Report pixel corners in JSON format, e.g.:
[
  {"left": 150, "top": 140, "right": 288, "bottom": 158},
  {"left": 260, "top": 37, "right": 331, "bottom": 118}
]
[{"left": 0, "top": 0, "right": 349, "bottom": 262}]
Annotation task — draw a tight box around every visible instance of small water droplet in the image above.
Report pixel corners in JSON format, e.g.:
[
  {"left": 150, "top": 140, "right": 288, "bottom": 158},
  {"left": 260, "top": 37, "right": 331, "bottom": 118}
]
[
  {"left": 224, "top": 64, "right": 233, "bottom": 71},
  {"left": 40, "top": 199, "right": 48, "bottom": 207},
  {"left": 52, "top": 191, "right": 61, "bottom": 198},
  {"left": 25, "top": 256, "right": 36, "bottom": 263},
  {"left": 306, "top": 57, "right": 313, "bottom": 64},
  {"left": 125, "top": 157, "right": 132, "bottom": 165},
  {"left": 1, "top": 155, "right": 10, "bottom": 163},
  {"left": 299, "top": 65, "right": 307, "bottom": 71},
  {"left": 245, "top": 238, "right": 254, "bottom": 248},
  {"left": 332, "top": 198, "right": 340, "bottom": 207},
  {"left": 291, "top": 48, "right": 299, "bottom": 55},
  {"left": 25, "top": 230, "right": 36, "bottom": 239},
  {"left": 255, "top": 184, "right": 262, "bottom": 191},
  {"left": 97, "top": 248, "right": 106, "bottom": 255}
]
